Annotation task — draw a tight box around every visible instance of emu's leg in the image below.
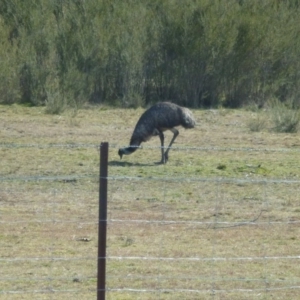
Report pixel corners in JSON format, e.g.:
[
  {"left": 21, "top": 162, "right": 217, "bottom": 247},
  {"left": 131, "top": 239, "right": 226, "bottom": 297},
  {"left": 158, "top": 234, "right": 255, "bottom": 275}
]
[
  {"left": 164, "top": 128, "right": 179, "bottom": 163},
  {"left": 157, "top": 131, "right": 165, "bottom": 164}
]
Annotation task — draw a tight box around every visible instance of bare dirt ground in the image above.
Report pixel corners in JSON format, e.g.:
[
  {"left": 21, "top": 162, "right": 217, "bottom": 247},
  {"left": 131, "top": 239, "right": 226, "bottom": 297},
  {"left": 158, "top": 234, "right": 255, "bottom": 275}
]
[{"left": 1, "top": 104, "right": 300, "bottom": 299}]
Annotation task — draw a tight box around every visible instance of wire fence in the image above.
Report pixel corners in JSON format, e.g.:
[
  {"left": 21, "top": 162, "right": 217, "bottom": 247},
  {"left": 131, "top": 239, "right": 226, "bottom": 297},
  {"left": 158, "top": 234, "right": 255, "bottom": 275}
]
[{"left": 1, "top": 143, "right": 300, "bottom": 299}]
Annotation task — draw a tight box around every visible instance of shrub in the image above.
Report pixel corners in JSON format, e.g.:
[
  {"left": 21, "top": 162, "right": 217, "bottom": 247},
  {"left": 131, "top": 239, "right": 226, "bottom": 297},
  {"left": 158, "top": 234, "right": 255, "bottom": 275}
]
[
  {"left": 44, "top": 90, "right": 66, "bottom": 115},
  {"left": 270, "top": 100, "right": 300, "bottom": 133},
  {"left": 248, "top": 113, "right": 267, "bottom": 132}
]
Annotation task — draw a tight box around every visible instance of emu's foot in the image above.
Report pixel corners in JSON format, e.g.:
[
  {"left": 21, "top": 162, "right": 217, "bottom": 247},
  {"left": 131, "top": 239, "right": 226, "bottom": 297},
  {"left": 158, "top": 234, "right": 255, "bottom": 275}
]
[
  {"left": 155, "top": 160, "right": 165, "bottom": 165},
  {"left": 164, "top": 153, "right": 169, "bottom": 162},
  {"left": 156, "top": 153, "right": 168, "bottom": 164}
]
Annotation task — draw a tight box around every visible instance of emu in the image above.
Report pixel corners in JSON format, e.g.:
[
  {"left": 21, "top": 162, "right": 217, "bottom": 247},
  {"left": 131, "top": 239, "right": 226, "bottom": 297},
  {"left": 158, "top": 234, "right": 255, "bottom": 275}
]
[{"left": 118, "top": 102, "right": 196, "bottom": 164}]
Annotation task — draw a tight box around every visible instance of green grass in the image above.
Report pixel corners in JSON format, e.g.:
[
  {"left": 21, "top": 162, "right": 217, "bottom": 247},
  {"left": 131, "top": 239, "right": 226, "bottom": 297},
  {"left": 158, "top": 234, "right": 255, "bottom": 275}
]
[{"left": 1, "top": 105, "right": 300, "bottom": 299}]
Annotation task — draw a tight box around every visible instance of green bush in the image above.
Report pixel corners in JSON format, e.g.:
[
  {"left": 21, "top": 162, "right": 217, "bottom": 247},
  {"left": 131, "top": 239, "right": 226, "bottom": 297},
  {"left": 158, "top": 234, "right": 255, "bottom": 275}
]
[{"left": 1, "top": 0, "right": 300, "bottom": 109}]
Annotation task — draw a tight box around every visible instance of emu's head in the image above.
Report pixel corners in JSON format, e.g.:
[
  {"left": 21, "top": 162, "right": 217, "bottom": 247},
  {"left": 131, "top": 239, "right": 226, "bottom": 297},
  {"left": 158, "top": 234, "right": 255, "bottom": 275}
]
[{"left": 118, "top": 148, "right": 124, "bottom": 159}]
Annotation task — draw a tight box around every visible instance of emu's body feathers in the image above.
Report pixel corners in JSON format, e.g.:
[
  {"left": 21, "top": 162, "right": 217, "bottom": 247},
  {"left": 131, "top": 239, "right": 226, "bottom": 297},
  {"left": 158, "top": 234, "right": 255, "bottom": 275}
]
[{"left": 118, "top": 102, "right": 195, "bottom": 163}]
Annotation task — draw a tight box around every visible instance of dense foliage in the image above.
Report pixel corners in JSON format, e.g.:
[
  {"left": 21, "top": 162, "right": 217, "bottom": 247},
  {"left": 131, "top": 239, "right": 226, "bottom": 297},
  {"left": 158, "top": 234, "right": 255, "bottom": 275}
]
[{"left": 1, "top": 0, "right": 300, "bottom": 109}]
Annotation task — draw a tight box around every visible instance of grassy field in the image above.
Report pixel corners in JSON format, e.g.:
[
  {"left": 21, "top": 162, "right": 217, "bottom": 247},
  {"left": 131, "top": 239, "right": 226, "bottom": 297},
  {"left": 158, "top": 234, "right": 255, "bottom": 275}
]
[{"left": 1, "top": 104, "right": 300, "bottom": 299}]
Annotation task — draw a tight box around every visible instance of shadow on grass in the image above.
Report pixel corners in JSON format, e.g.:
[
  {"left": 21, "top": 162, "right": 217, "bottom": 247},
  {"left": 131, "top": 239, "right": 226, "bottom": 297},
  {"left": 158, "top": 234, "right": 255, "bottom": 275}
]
[{"left": 109, "top": 160, "right": 158, "bottom": 167}]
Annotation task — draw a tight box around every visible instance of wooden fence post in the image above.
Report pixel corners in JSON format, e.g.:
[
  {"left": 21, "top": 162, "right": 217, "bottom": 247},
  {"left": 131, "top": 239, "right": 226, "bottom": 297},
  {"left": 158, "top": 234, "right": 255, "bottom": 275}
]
[{"left": 97, "top": 142, "right": 108, "bottom": 300}]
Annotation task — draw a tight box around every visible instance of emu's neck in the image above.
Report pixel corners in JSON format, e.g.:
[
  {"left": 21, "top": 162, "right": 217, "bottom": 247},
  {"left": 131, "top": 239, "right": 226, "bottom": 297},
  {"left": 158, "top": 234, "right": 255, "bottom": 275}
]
[{"left": 123, "top": 145, "right": 139, "bottom": 155}]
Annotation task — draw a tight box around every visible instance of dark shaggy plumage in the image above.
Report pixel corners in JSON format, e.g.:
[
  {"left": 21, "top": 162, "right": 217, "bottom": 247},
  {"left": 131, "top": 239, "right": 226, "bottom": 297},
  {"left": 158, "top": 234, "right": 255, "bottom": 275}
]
[{"left": 118, "top": 102, "right": 196, "bottom": 164}]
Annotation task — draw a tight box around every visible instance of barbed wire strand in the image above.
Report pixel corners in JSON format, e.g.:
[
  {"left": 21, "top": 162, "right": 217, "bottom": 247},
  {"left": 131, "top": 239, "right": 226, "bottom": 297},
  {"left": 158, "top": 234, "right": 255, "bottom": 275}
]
[
  {"left": 1, "top": 142, "right": 300, "bottom": 153},
  {"left": 1, "top": 174, "right": 300, "bottom": 184},
  {"left": 1, "top": 285, "right": 300, "bottom": 295}
]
